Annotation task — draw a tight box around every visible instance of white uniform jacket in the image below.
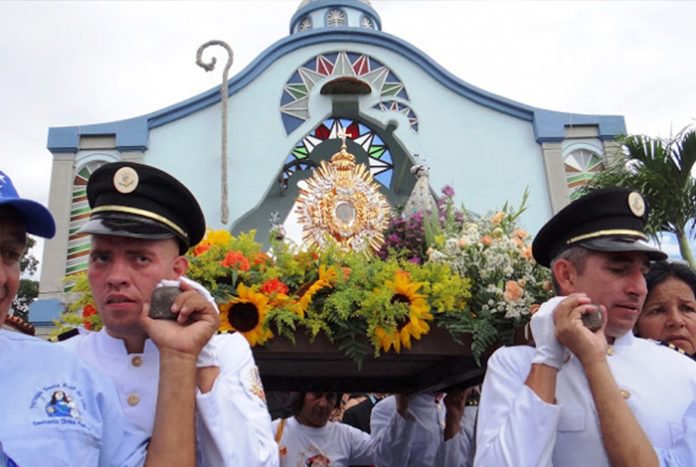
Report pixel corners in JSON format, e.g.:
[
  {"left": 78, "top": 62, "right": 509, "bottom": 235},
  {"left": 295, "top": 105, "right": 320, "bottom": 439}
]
[
  {"left": 272, "top": 416, "right": 374, "bottom": 467},
  {"left": 370, "top": 393, "right": 477, "bottom": 467},
  {"left": 475, "top": 332, "right": 696, "bottom": 467},
  {"left": 60, "top": 329, "right": 278, "bottom": 467},
  {"left": 0, "top": 330, "right": 148, "bottom": 466},
  {"left": 658, "top": 401, "right": 696, "bottom": 467}
]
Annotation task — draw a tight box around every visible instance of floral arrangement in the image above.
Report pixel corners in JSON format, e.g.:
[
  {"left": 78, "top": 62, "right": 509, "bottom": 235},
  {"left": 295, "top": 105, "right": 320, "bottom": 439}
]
[
  {"left": 55, "top": 187, "right": 550, "bottom": 365},
  {"left": 425, "top": 188, "right": 553, "bottom": 360}
]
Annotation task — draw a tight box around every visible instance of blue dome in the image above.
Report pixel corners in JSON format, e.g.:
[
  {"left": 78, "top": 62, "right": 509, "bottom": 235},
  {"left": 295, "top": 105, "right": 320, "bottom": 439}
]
[{"left": 290, "top": 0, "right": 381, "bottom": 34}]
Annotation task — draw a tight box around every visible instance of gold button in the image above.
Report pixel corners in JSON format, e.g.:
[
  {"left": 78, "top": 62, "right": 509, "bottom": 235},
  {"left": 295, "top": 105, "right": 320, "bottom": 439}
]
[
  {"left": 132, "top": 356, "right": 143, "bottom": 367},
  {"left": 620, "top": 389, "right": 631, "bottom": 400},
  {"left": 607, "top": 346, "right": 615, "bottom": 356},
  {"left": 127, "top": 394, "right": 140, "bottom": 406}
]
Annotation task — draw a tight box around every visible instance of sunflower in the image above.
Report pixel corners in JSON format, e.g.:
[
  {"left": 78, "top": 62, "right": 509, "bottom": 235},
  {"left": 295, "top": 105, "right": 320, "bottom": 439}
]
[
  {"left": 219, "top": 283, "right": 273, "bottom": 346},
  {"left": 295, "top": 265, "right": 338, "bottom": 318},
  {"left": 374, "top": 270, "right": 433, "bottom": 353}
]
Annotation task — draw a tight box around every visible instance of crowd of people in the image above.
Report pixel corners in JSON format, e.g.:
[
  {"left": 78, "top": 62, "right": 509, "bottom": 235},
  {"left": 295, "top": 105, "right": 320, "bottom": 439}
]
[{"left": 1, "top": 162, "right": 696, "bottom": 466}]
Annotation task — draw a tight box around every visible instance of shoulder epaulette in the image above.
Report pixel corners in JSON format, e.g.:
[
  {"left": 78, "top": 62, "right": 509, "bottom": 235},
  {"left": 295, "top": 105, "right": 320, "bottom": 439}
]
[
  {"left": 3, "top": 315, "right": 36, "bottom": 336},
  {"left": 57, "top": 328, "right": 80, "bottom": 341}
]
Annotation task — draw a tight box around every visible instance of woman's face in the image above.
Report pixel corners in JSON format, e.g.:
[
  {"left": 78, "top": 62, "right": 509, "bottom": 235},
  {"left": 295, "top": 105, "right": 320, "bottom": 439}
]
[{"left": 637, "top": 277, "right": 696, "bottom": 354}]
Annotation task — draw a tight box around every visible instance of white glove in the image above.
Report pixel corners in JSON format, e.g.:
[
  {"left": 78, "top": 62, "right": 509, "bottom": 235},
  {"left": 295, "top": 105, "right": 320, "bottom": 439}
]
[
  {"left": 156, "top": 277, "right": 219, "bottom": 367},
  {"left": 531, "top": 296, "right": 570, "bottom": 369}
]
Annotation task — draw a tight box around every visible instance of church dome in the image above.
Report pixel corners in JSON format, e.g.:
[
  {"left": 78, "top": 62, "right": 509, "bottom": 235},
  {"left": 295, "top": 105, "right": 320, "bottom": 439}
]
[{"left": 290, "top": 0, "right": 381, "bottom": 34}]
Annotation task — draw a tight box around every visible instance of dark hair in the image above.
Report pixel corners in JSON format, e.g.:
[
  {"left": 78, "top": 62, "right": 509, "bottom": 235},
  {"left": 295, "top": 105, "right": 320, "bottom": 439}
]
[
  {"left": 289, "top": 391, "right": 342, "bottom": 416},
  {"left": 646, "top": 260, "right": 696, "bottom": 296}
]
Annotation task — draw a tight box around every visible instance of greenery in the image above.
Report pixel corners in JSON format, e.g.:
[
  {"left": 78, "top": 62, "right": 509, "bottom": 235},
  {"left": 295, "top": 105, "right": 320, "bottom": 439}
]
[
  {"left": 55, "top": 188, "right": 551, "bottom": 365},
  {"left": 12, "top": 237, "right": 39, "bottom": 321},
  {"left": 583, "top": 127, "right": 696, "bottom": 267}
]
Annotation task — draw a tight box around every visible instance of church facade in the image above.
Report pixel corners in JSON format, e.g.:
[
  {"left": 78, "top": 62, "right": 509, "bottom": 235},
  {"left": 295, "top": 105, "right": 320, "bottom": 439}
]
[{"left": 32, "top": 0, "right": 625, "bottom": 322}]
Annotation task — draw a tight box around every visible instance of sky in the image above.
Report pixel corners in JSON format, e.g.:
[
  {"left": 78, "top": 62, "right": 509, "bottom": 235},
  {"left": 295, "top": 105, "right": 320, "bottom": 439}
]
[{"left": 1, "top": 0, "right": 695, "bottom": 265}]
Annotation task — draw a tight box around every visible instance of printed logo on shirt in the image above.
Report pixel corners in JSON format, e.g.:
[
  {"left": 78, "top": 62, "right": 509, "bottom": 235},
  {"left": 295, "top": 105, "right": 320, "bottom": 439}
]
[
  {"left": 304, "top": 453, "right": 330, "bottom": 467},
  {"left": 30, "top": 382, "right": 89, "bottom": 428},
  {"left": 243, "top": 365, "right": 267, "bottom": 404}
]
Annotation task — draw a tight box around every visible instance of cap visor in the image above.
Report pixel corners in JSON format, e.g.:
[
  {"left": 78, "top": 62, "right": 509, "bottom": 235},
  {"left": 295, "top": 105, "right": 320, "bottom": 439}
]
[
  {"left": 580, "top": 237, "right": 667, "bottom": 261},
  {"left": 79, "top": 218, "right": 175, "bottom": 241},
  {"left": 0, "top": 199, "right": 56, "bottom": 238}
]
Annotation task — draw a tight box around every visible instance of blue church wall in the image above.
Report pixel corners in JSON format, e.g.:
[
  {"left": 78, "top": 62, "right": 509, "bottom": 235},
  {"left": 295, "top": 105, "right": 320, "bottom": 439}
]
[{"left": 145, "top": 39, "right": 551, "bottom": 237}]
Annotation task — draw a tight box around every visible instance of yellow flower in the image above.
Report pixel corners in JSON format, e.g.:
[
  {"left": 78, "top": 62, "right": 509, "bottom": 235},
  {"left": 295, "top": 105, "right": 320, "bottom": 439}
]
[
  {"left": 296, "top": 265, "right": 338, "bottom": 318},
  {"left": 205, "top": 229, "right": 233, "bottom": 247},
  {"left": 219, "top": 283, "right": 272, "bottom": 346},
  {"left": 375, "top": 271, "right": 433, "bottom": 353}
]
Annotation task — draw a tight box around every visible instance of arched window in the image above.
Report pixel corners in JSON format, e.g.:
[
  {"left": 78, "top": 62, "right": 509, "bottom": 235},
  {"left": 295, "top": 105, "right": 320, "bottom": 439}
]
[
  {"left": 64, "top": 159, "right": 110, "bottom": 282},
  {"left": 298, "top": 16, "right": 312, "bottom": 32},
  {"left": 360, "top": 15, "right": 374, "bottom": 29},
  {"left": 326, "top": 9, "right": 346, "bottom": 27},
  {"left": 564, "top": 148, "right": 604, "bottom": 199}
]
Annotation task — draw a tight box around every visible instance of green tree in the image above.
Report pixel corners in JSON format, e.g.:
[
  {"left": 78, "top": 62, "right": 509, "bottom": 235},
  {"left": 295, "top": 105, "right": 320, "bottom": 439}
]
[
  {"left": 584, "top": 127, "right": 696, "bottom": 267},
  {"left": 12, "top": 236, "right": 39, "bottom": 321}
]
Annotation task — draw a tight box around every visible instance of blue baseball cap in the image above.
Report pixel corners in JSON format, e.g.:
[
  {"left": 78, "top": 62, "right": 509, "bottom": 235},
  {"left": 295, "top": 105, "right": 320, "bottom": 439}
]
[{"left": 0, "top": 171, "right": 56, "bottom": 238}]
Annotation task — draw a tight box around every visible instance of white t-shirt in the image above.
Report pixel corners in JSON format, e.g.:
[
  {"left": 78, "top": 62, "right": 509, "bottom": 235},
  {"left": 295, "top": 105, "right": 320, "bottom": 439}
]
[{"left": 272, "top": 416, "right": 374, "bottom": 467}]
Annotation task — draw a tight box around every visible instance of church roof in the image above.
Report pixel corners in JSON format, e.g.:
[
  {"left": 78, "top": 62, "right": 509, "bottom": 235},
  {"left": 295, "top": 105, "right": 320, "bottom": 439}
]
[{"left": 48, "top": 21, "right": 624, "bottom": 152}]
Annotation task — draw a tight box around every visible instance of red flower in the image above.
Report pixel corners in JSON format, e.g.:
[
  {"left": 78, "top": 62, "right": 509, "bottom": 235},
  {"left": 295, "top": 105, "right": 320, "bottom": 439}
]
[
  {"left": 193, "top": 242, "right": 211, "bottom": 257},
  {"left": 82, "top": 304, "right": 97, "bottom": 330},
  {"left": 220, "top": 251, "right": 250, "bottom": 271},
  {"left": 260, "top": 278, "right": 289, "bottom": 295}
]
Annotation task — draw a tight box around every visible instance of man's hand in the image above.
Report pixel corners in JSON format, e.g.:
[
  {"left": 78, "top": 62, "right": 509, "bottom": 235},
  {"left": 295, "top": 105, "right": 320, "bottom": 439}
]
[
  {"left": 141, "top": 280, "right": 220, "bottom": 359},
  {"left": 531, "top": 296, "right": 570, "bottom": 369},
  {"left": 443, "top": 387, "right": 474, "bottom": 441},
  {"left": 395, "top": 394, "right": 410, "bottom": 419},
  {"left": 554, "top": 293, "right": 608, "bottom": 369}
]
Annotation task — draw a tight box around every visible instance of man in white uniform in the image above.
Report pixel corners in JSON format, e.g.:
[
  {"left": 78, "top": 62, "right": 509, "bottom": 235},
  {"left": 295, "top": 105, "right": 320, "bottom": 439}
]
[
  {"left": 370, "top": 390, "right": 476, "bottom": 466},
  {"left": 59, "top": 162, "right": 278, "bottom": 466},
  {"left": 475, "top": 188, "right": 696, "bottom": 467},
  {"left": 0, "top": 170, "right": 218, "bottom": 466}
]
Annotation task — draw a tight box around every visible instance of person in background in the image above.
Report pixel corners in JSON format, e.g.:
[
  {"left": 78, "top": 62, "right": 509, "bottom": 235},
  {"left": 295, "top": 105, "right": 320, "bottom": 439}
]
[
  {"left": 474, "top": 188, "right": 696, "bottom": 467},
  {"left": 273, "top": 391, "right": 375, "bottom": 467},
  {"left": 636, "top": 260, "right": 696, "bottom": 358},
  {"left": 371, "top": 389, "right": 477, "bottom": 467},
  {"left": 0, "top": 169, "right": 217, "bottom": 466},
  {"left": 58, "top": 162, "right": 278, "bottom": 467}
]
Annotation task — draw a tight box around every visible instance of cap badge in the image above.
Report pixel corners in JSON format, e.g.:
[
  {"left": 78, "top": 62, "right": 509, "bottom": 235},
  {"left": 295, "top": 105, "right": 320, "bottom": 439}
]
[
  {"left": 627, "top": 191, "right": 645, "bottom": 217},
  {"left": 113, "top": 167, "right": 139, "bottom": 194}
]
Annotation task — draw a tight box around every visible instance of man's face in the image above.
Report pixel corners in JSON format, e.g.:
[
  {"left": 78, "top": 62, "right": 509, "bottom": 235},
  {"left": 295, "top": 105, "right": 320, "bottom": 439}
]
[
  {"left": 0, "top": 211, "right": 26, "bottom": 324},
  {"left": 88, "top": 235, "right": 186, "bottom": 339},
  {"left": 297, "top": 392, "right": 338, "bottom": 428},
  {"left": 566, "top": 250, "right": 650, "bottom": 338}
]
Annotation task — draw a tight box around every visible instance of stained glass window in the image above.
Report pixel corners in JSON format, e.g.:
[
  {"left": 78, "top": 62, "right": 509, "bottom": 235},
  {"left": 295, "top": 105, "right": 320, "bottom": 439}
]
[
  {"left": 360, "top": 15, "right": 374, "bottom": 29},
  {"left": 280, "top": 51, "right": 416, "bottom": 135},
  {"left": 565, "top": 149, "right": 604, "bottom": 199},
  {"left": 327, "top": 9, "right": 346, "bottom": 27},
  {"left": 298, "top": 16, "right": 312, "bottom": 32},
  {"left": 281, "top": 117, "right": 394, "bottom": 190},
  {"left": 64, "top": 160, "right": 105, "bottom": 285}
]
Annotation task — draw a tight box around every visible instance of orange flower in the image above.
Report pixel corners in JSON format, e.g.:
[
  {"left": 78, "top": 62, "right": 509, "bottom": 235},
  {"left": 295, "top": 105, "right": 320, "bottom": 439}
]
[
  {"left": 192, "top": 241, "right": 211, "bottom": 257},
  {"left": 341, "top": 267, "right": 351, "bottom": 281},
  {"left": 514, "top": 228, "right": 528, "bottom": 239},
  {"left": 220, "top": 251, "right": 250, "bottom": 271},
  {"left": 503, "top": 280, "right": 524, "bottom": 302},
  {"left": 253, "top": 252, "right": 271, "bottom": 266},
  {"left": 491, "top": 211, "right": 505, "bottom": 226},
  {"left": 481, "top": 235, "right": 493, "bottom": 247},
  {"left": 522, "top": 245, "right": 533, "bottom": 260},
  {"left": 82, "top": 304, "right": 98, "bottom": 330},
  {"left": 260, "top": 278, "right": 289, "bottom": 295}
]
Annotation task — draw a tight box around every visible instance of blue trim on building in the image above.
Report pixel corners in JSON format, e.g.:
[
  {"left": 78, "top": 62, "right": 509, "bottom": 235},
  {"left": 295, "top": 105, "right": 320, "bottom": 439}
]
[
  {"left": 47, "top": 28, "right": 625, "bottom": 153},
  {"left": 28, "top": 298, "right": 64, "bottom": 325},
  {"left": 290, "top": 0, "right": 382, "bottom": 32}
]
